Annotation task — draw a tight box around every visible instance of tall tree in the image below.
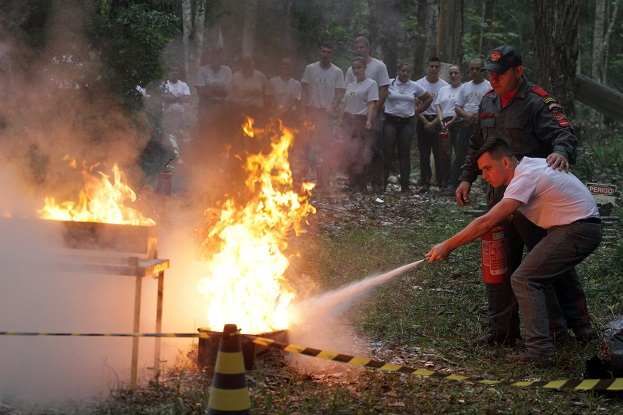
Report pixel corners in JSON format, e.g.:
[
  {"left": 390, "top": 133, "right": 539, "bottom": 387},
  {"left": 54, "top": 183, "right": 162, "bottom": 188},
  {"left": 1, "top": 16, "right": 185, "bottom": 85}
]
[
  {"left": 533, "top": 0, "right": 580, "bottom": 117},
  {"left": 414, "top": 0, "right": 439, "bottom": 75},
  {"left": 437, "top": 0, "right": 463, "bottom": 65},
  {"left": 181, "top": 0, "right": 206, "bottom": 90},
  {"left": 242, "top": 0, "right": 258, "bottom": 55},
  {"left": 592, "top": 0, "right": 620, "bottom": 84}
]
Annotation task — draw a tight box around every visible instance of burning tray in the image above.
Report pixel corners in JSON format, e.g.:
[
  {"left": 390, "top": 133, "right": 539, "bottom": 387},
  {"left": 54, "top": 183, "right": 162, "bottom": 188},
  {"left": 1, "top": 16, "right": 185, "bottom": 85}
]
[{"left": 198, "top": 327, "right": 288, "bottom": 371}]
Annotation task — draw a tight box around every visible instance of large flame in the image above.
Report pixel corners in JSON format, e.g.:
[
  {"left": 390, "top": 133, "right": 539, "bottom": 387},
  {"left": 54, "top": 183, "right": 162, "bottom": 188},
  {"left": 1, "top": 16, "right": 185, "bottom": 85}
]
[
  {"left": 197, "top": 119, "right": 315, "bottom": 333},
  {"left": 38, "top": 158, "right": 155, "bottom": 226}
]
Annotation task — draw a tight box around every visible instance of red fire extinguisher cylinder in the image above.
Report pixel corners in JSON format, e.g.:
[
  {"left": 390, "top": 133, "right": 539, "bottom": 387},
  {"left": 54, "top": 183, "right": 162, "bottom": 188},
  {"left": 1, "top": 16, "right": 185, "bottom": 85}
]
[{"left": 481, "top": 225, "right": 508, "bottom": 284}]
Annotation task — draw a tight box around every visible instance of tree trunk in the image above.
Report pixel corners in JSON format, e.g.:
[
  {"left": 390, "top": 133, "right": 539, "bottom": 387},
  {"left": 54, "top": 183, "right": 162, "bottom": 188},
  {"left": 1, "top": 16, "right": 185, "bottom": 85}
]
[
  {"left": 602, "top": 0, "right": 620, "bottom": 84},
  {"left": 182, "top": 0, "right": 206, "bottom": 85},
  {"left": 241, "top": 0, "right": 258, "bottom": 55},
  {"left": 592, "top": 0, "right": 606, "bottom": 82},
  {"left": 414, "top": 0, "right": 439, "bottom": 75},
  {"left": 437, "top": 0, "right": 463, "bottom": 65},
  {"left": 533, "top": 0, "right": 580, "bottom": 118},
  {"left": 479, "top": 0, "right": 496, "bottom": 56}
]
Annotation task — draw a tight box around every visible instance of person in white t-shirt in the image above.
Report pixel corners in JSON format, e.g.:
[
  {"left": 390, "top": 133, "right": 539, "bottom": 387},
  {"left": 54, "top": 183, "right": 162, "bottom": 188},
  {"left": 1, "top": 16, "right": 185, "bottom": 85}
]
[
  {"left": 434, "top": 65, "right": 463, "bottom": 191},
  {"left": 344, "top": 37, "right": 390, "bottom": 194},
  {"left": 267, "top": 57, "right": 301, "bottom": 126},
  {"left": 161, "top": 65, "right": 191, "bottom": 163},
  {"left": 300, "top": 42, "right": 345, "bottom": 188},
  {"left": 415, "top": 57, "right": 449, "bottom": 192},
  {"left": 193, "top": 47, "right": 233, "bottom": 169},
  {"left": 426, "top": 138, "right": 601, "bottom": 363},
  {"left": 382, "top": 63, "right": 432, "bottom": 193},
  {"left": 338, "top": 55, "right": 379, "bottom": 192},
  {"left": 454, "top": 58, "right": 491, "bottom": 186}
]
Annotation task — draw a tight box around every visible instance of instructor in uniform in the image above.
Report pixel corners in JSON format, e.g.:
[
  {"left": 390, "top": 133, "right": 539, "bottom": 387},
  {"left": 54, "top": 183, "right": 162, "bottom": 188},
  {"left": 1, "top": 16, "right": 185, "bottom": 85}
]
[{"left": 455, "top": 45, "right": 596, "bottom": 346}]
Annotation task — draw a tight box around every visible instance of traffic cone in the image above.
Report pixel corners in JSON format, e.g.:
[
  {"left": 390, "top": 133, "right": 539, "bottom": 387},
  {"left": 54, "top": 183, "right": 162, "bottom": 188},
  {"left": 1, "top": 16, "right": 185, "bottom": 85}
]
[{"left": 207, "top": 324, "right": 251, "bottom": 414}]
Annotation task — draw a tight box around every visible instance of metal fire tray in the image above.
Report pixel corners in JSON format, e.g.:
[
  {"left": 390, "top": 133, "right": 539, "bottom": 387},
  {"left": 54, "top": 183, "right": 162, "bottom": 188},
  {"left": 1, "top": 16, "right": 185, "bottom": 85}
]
[{"left": 197, "top": 327, "right": 288, "bottom": 371}]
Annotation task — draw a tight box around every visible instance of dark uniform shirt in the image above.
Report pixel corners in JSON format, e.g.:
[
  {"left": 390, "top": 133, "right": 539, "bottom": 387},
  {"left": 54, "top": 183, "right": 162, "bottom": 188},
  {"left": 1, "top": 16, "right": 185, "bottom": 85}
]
[{"left": 458, "top": 75, "right": 577, "bottom": 184}]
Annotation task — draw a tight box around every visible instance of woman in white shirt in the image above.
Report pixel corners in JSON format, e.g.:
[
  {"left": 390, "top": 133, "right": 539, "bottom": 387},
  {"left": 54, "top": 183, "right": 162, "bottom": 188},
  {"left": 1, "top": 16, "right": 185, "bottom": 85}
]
[
  {"left": 337, "top": 55, "right": 379, "bottom": 192},
  {"left": 382, "top": 63, "right": 432, "bottom": 193}
]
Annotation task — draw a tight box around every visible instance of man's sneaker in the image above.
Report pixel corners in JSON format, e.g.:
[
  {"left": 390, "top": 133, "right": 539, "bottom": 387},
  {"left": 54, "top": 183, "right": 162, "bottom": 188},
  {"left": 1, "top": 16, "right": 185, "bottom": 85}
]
[{"left": 573, "top": 325, "right": 598, "bottom": 342}]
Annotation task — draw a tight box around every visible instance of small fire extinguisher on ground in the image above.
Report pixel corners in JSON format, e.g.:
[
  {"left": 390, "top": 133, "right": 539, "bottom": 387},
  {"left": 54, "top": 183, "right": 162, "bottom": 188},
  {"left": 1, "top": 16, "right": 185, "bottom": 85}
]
[
  {"left": 481, "top": 225, "right": 507, "bottom": 283},
  {"left": 156, "top": 159, "right": 174, "bottom": 195}
]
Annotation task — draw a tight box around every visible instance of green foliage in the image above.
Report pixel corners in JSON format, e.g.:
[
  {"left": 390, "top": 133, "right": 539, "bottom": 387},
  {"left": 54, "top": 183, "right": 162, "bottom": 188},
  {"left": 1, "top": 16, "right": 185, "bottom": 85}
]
[{"left": 88, "top": 1, "right": 180, "bottom": 112}]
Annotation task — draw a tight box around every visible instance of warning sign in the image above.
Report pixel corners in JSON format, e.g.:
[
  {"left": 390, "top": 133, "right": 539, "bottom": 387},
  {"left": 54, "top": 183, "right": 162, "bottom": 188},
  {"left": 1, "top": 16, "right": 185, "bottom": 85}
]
[{"left": 587, "top": 183, "right": 617, "bottom": 205}]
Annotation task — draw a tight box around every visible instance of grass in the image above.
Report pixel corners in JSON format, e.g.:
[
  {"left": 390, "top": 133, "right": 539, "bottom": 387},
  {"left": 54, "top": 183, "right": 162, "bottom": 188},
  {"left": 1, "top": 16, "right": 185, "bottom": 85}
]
[
  {"left": 41, "top": 184, "right": 620, "bottom": 415},
  {"left": 6, "top": 145, "right": 623, "bottom": 414}
]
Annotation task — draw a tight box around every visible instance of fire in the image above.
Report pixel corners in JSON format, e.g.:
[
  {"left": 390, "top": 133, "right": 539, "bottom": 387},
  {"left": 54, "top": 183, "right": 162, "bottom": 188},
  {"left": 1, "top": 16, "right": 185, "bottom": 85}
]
[
  {"left": 197, "top": 119, "right": 315, "bottom": 333},
  {"left": 38, "top": 158, "right": 155, "bottom": 226}
]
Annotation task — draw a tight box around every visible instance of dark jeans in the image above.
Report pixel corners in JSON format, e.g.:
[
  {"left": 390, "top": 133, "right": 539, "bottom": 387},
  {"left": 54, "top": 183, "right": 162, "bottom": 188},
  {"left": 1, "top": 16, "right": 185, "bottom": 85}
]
[
  {"left": 512, "top": 221, "right": 602, "bottom": 355},
  {"left": 301, "top": 107, "right": 334, "bottom": 187},
  {"left": 416, "top": 115, "right": 441, "bottom": 186},
  {"left": 383, "top": 115, "right": 414, "bottom": 191},
  {"left": 342, "top": 113, "right": 372, "bottom": 190},
  {"left": 365, "top": 115, "right": 384, "bottom": 189},
  {"left": 451, "top": 120, "right": 473, "bottom": 188}
]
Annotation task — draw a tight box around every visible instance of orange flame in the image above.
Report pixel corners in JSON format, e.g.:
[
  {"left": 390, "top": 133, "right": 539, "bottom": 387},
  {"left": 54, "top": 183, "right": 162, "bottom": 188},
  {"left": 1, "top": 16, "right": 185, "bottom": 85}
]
[
  {"left": 197, "top": 119, "right": 315, "bottom": 333},
  {"left": 38, "top": 159, "right": 155, "bottom": 226}
]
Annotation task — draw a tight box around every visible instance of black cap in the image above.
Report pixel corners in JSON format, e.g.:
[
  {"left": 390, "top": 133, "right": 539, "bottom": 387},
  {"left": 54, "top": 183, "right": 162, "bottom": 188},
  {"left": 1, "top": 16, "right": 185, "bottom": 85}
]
[{"left": 484, "top": 45, "right": 522, "bottom": 74}]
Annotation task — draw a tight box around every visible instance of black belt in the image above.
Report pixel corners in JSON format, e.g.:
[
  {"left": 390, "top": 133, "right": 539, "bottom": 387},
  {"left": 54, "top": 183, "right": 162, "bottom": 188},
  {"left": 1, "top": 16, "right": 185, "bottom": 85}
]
[
  {"left": 422, "top": 114, "right": 436, "bottom": 121},
  {"left": 576, "top": 217, "right": 601, "bottom": 224},
  {"left": 384, "top": 113, "right": 412, "bottom": 123}
]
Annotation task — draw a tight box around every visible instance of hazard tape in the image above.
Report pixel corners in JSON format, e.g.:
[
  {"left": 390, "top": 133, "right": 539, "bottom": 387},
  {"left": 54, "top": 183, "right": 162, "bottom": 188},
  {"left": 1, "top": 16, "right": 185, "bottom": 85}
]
[
  {"left": 0, "top": 331, "right": 213, "bottom": 339},
  {"left": 2, "top": 330, "right": 621, "bottom": 391},
  {"left": 249, "top": 335, "right": 623, "bottom": 391}
]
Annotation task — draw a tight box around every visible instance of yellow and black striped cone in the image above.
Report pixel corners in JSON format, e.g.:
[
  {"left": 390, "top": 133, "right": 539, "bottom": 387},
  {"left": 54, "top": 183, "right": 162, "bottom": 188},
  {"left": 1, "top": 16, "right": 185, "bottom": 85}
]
[{"left": 207, "top": 324, "right": 251, "bottom": 415}]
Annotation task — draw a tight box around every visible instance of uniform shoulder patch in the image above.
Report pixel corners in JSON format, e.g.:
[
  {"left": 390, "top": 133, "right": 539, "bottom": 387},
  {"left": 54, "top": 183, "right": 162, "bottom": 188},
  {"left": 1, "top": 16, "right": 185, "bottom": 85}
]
[{"left": 531, "top": 85, "right": 550, "bottom": 97}]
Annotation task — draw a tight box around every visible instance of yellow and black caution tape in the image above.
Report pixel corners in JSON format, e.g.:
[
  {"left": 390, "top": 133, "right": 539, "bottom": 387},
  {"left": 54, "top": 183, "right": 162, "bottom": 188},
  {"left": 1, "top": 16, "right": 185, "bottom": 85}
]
[
  {"left": 249, "top": 335, "right": 623, "bottom": 391},
  {"left": 2, "top": 330, "right": 622, "bottom": 391},
  {"left": 0, "top": 331, "right": 213, "bottom": 339}
]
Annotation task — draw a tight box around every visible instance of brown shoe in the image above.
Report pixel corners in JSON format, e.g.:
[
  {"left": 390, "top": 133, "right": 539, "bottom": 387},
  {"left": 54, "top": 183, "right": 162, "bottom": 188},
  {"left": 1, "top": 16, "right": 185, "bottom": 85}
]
[
  {"left": 506, "top": 352, "right": 554, "bottom": 364},
  {"left": 471, "top": 332, "right": 519, "bottom": 347}
]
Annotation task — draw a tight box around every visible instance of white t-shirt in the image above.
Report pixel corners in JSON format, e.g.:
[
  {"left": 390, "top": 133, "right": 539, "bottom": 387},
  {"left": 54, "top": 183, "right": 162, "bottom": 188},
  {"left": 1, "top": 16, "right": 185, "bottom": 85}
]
[
  {"left": 456, "top": 80, "right": 492, "bottom": 114},
  {"left": 383, "top": 78, "right": 428, "bottom": 118},
  {"left": 345, "top": 58, "right": 390, "bottom": 88},
  {"left": 267, "top": 76, "right": 301, "bottom": 110},
  {"left": 342, "top": 78, "right": 379, "bottom": 115},
  {"left": 229, "top": 70, "right": 268, "bottom": 108},
  {"left": 162, "top": 79, "right": 190, "bottom": 113},
  {"left": 194, "top": 65, "right": 232, "bottom": 101},
  {"left": 301, "top": 62, "right": 345, "bottom": 110},
  {"left": 435, "top": 84, "right": 462, "bottom": 119},
  {"left": 416, "top": 77, "right": 449, "bottom": 116},
  {"left": 503, "top": 157, "right": 600, "bottom": 229}
]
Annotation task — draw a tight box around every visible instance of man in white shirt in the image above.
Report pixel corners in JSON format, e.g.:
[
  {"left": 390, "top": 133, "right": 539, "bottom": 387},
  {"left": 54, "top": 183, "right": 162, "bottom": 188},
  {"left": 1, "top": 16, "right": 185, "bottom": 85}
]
[
  {"left": 434, "top": 65, "right": 463, "bottom": 191},
  {"left": 415, "top": 57, "right": 449, "bottom": 192},
  {"left": 300, "top": 42, "right": 345, "bottom": 189},
  {"left": 426, "top": 138, "right": 601, "bottom": 363},
  {"left": 267, "top": 57, "right": 301, "bottom": 126},
  {"left": 454, "top": 58, "right": 491, "bottom": 187}
]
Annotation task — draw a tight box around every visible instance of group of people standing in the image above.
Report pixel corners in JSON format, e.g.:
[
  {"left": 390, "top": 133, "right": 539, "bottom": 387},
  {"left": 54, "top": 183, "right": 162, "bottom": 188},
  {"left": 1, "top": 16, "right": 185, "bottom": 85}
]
[{"left": 165, "top": 37, "right": 496, "bottom": 197}]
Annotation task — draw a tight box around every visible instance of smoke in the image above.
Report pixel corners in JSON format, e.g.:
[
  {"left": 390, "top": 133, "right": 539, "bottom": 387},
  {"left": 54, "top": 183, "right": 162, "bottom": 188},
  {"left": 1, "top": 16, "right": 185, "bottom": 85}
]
[{"left": 0, "top": 2, "right": 186, "bottom": 412}]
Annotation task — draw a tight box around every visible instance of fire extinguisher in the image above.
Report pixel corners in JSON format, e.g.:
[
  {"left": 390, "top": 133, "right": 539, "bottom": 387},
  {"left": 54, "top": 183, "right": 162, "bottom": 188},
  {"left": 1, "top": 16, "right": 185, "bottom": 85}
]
[
  {"left": 156, "top": 160, "right": 174, "bottom": 195},
  {"left": 438, "top": 130, "right": 451, "bottom": 161},
  {"left": 481, "top": 225, "right": 507, "bottom": 284}
]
